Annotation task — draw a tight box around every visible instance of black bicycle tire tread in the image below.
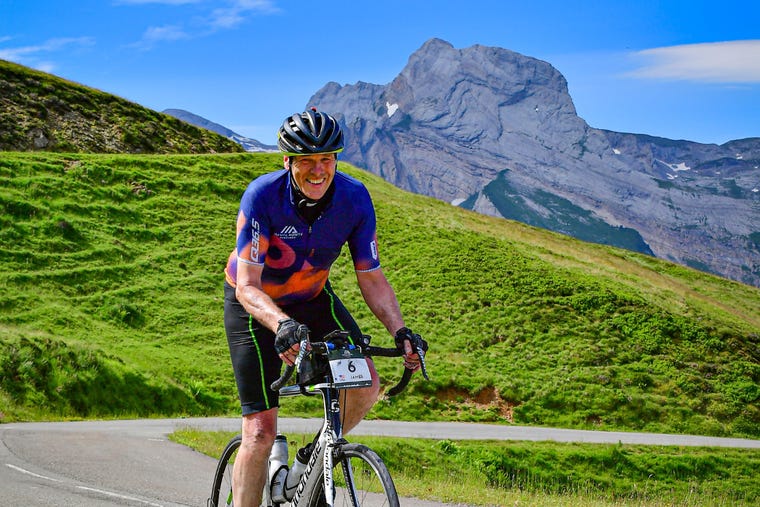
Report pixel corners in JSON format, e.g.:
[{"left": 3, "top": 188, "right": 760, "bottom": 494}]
[{"left": 209, "top": 435, "right": 242, "bottom": 507}]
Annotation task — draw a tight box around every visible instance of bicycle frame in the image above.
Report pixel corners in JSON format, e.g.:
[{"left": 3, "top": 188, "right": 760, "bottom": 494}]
[
  {"left": 211, "top": 330, "right": 426, "bottom": 507},
  {"left": 269, "top": 331, "right": 427, "bottom": 507},
  {"left": 266, "top": 381, "right": 345, "bottom": 507}
]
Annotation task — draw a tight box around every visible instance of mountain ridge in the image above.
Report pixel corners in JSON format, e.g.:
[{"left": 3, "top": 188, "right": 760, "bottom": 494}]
[
  {"left": 307, "top": 38, "right": 760, "bottom": 287},
  {"left": 162, "top": 108, "right": 277, "bottom": 152}
]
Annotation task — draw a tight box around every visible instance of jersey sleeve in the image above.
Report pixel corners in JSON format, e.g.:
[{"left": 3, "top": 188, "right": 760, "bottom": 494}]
[
  {"left": 236, "top": 182, "right": 270, "bottom": 266},
  {"left": 348, "top": 185, "right": 381, "bottom": 273}
]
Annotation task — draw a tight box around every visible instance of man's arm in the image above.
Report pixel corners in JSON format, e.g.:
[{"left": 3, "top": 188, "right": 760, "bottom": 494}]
[
  {"left": 235, "top": 262, "right": 288, "bottom": 333},
  {"left": 355, "top": 268, "right": 405, "bottom": 335},
  {"left": 356, "top": 268, "right": 423, "bottom": 370},
  {"left": 236, "top": 262, "right": 307, "bottom": 365}
]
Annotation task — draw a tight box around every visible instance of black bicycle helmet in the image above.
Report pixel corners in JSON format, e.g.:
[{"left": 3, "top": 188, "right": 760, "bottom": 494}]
[{"left": 277, "top": 108, "right": 344, "bottom": 155}]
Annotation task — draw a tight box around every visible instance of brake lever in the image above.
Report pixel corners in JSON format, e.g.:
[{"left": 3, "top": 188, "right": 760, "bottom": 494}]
[
  {"left": 413, "top": 338, "right": 430, "bottom": 381},
  {"left": 270, "top": 337, "right": 310, "bottom": 391}
]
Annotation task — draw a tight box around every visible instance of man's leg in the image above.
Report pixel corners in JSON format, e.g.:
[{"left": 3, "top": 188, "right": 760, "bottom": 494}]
[
  {"left": 340, "top": 359, "right": 380, "bottom": 433},
  {"left": 224, "top": 282, "right": 282, "bottom": 507},
  {"left": 233, "top": 407, "right": 278, "bottom": 507}
]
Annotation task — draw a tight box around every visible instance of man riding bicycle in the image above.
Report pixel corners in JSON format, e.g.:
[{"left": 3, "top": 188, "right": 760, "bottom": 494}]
[{"left": 223, "top": 108, "right": 425, "bottom": 507}]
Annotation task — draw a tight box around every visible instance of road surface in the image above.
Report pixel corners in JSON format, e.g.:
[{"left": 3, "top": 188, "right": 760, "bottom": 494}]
[{"left": 1, "top": 417, "right": 758, "bottom": 506}]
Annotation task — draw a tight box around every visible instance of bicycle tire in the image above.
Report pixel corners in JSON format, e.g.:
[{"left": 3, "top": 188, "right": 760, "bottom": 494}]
[
  {"left": 304, "top": 443, "right": 400, "bottom": 507},
  {"left": 208, "top": 435, "right": 242, "bottom": 507}
]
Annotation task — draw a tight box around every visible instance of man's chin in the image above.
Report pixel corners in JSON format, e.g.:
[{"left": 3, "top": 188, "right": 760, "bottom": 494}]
[{"left": 303, "top": 186, "right": 328, "bottom": 200}]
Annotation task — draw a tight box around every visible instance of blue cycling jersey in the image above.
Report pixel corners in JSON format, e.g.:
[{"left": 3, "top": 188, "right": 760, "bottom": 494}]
[{"left": 225, "top": 168, "right": 381, "bottom": 305}]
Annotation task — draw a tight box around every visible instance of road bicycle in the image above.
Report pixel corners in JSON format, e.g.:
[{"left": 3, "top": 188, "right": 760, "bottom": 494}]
[{"left": 208, "top": 329, "right": 429, "bottom": 507}]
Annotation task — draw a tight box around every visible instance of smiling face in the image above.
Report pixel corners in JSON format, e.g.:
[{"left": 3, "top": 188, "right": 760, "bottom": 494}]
[{"left": 286, "top": 153, "right": 337, "bottom": 200}]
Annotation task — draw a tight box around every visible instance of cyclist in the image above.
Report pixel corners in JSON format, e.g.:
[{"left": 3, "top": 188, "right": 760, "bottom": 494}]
[{"left": 223, "top": 108, "right": 425, "bottom": 507}]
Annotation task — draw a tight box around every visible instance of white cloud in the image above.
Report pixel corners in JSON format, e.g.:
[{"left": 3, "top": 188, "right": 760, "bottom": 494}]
[
  {"left": 208, "top": 0, "right": 279, "bottom": 30},
  {"left": 128, "top": 24, "right": 189, "bottom": 50},
  {"left": 0, "top": 37, "right": 95, "bottom": 66},
  {"left": 116, "top": 0, "right": 279, "bottom": 30},
  {"left": 114, "top": 0, "right": 203, "bottom": 4},
  {"left": 121, "top": 0, "right": 278, "bottom": 48},
  {"left": 146, "top": 25, "right": 189, "bottom": 42},
  {"left": 627, "top": 40, "right": 760, "bottom": 83}
]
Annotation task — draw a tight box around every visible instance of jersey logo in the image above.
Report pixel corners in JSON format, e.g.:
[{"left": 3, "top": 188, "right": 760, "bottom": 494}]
[
  {"left": 277, "top": 225, "right": 302, "bottom": 240},
  {"left": 251, "top": 219, "right": 261, "bottom": 260}
]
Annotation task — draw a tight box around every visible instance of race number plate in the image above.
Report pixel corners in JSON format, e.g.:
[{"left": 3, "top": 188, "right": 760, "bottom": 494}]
[{"left": 328, "top": 349, "right": 372, "bottom": 388}]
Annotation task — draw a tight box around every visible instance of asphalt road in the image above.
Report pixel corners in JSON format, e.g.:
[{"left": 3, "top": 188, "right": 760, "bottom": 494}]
[{"left": 1, "top": 417, "right": 758, "bottom": 506}]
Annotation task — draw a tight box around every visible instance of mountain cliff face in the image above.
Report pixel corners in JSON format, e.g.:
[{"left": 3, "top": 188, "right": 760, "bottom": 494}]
[{"left": 308, "top": 38, "right": 760, "bottom": 287}]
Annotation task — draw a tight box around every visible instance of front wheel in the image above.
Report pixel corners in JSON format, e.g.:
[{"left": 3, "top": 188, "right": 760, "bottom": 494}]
[
  {"left": 208, "top": 435, "right": 241, "bottom": 507},
  {"left": 306, "top": 443, "right": 400, "bottom": 507}
]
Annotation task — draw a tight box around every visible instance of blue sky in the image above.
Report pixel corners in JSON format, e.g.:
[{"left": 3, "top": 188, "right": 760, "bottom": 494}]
[{"left": 1, "top": 0, "right": 758, "bottom": 146}]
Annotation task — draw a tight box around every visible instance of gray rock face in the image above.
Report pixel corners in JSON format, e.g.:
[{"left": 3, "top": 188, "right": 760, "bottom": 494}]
[{"left": 308, "top": 38, "right": 760, "bottom": 287}]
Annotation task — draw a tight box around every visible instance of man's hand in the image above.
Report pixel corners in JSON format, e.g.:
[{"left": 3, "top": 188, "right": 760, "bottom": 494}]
[
  {"left": 394, "top": 327, "right": 428, "bottom": 373},
  {"left": 275, "top": 318, "right": 308, "bottom": 366}
]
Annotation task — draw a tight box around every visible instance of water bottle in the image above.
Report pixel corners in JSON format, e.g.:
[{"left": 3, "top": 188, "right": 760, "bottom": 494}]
[
  {"left": 269, "top": 434, "right": 289, "bottom": 503},
  {"left": 284, "top": 444, "right": 312, "bottom": 500}
]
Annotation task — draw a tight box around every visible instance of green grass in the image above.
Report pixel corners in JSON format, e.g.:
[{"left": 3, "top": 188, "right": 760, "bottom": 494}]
[
  {"left": 171, "top": 429, "right": 760, "bottom": 506},
  {"left": 1, "top": 59, "right": 243, "bottom": 153},
  {"left": 1, "top": 151, "right": 759, "bottom": 441}
]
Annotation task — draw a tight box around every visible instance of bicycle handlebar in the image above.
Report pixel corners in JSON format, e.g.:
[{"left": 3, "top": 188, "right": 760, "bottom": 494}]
[
  {"left": 270, "top": 363, "right": 296, "bottom": 392},
  {"left": 363, "top": 335, "right": 429, "bottom": 395},
  {"left": 269, "top": 331, "right": 428, "bottom": 396}
]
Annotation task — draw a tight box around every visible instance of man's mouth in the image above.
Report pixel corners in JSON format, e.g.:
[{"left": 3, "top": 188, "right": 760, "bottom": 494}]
[{"left": 306, "top": 177, "right": 326, "bottom": 186}]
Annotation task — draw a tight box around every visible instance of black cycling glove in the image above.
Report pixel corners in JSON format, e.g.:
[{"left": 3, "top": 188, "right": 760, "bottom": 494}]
[{"left": 275, "top": 318, "right": 308, "bottom": 354}]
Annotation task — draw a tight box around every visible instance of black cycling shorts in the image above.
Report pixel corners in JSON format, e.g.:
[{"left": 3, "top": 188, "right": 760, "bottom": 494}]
[{"left": 223, "top": 281, "right": 363, "bottom": 415}]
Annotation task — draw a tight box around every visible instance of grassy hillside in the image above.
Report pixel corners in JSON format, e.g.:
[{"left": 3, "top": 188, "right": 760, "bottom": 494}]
[
  {"left": 0, "top": 59, "right": 243, "bottom": 154},
  {"left": 174, "top": 429, "right": 760, "bottom": 506},
  {"left": 1, "top": 151, "right": 758, "bottom": 439}
]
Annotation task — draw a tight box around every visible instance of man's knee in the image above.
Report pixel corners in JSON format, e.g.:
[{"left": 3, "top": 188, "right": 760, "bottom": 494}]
[{"left": 240, "top": 408, "right": 278, "bottom": 450}]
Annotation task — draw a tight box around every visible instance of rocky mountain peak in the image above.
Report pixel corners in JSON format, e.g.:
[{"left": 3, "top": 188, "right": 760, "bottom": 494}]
[
  {"left": 387, "top": 37, "right": 582, "bottom": 162},
  {"left": 309, "top": 38, "right": 760, "bottom": 287},
  {"left": 398, "top": 37, "right": 575, "bottom": 115}
]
